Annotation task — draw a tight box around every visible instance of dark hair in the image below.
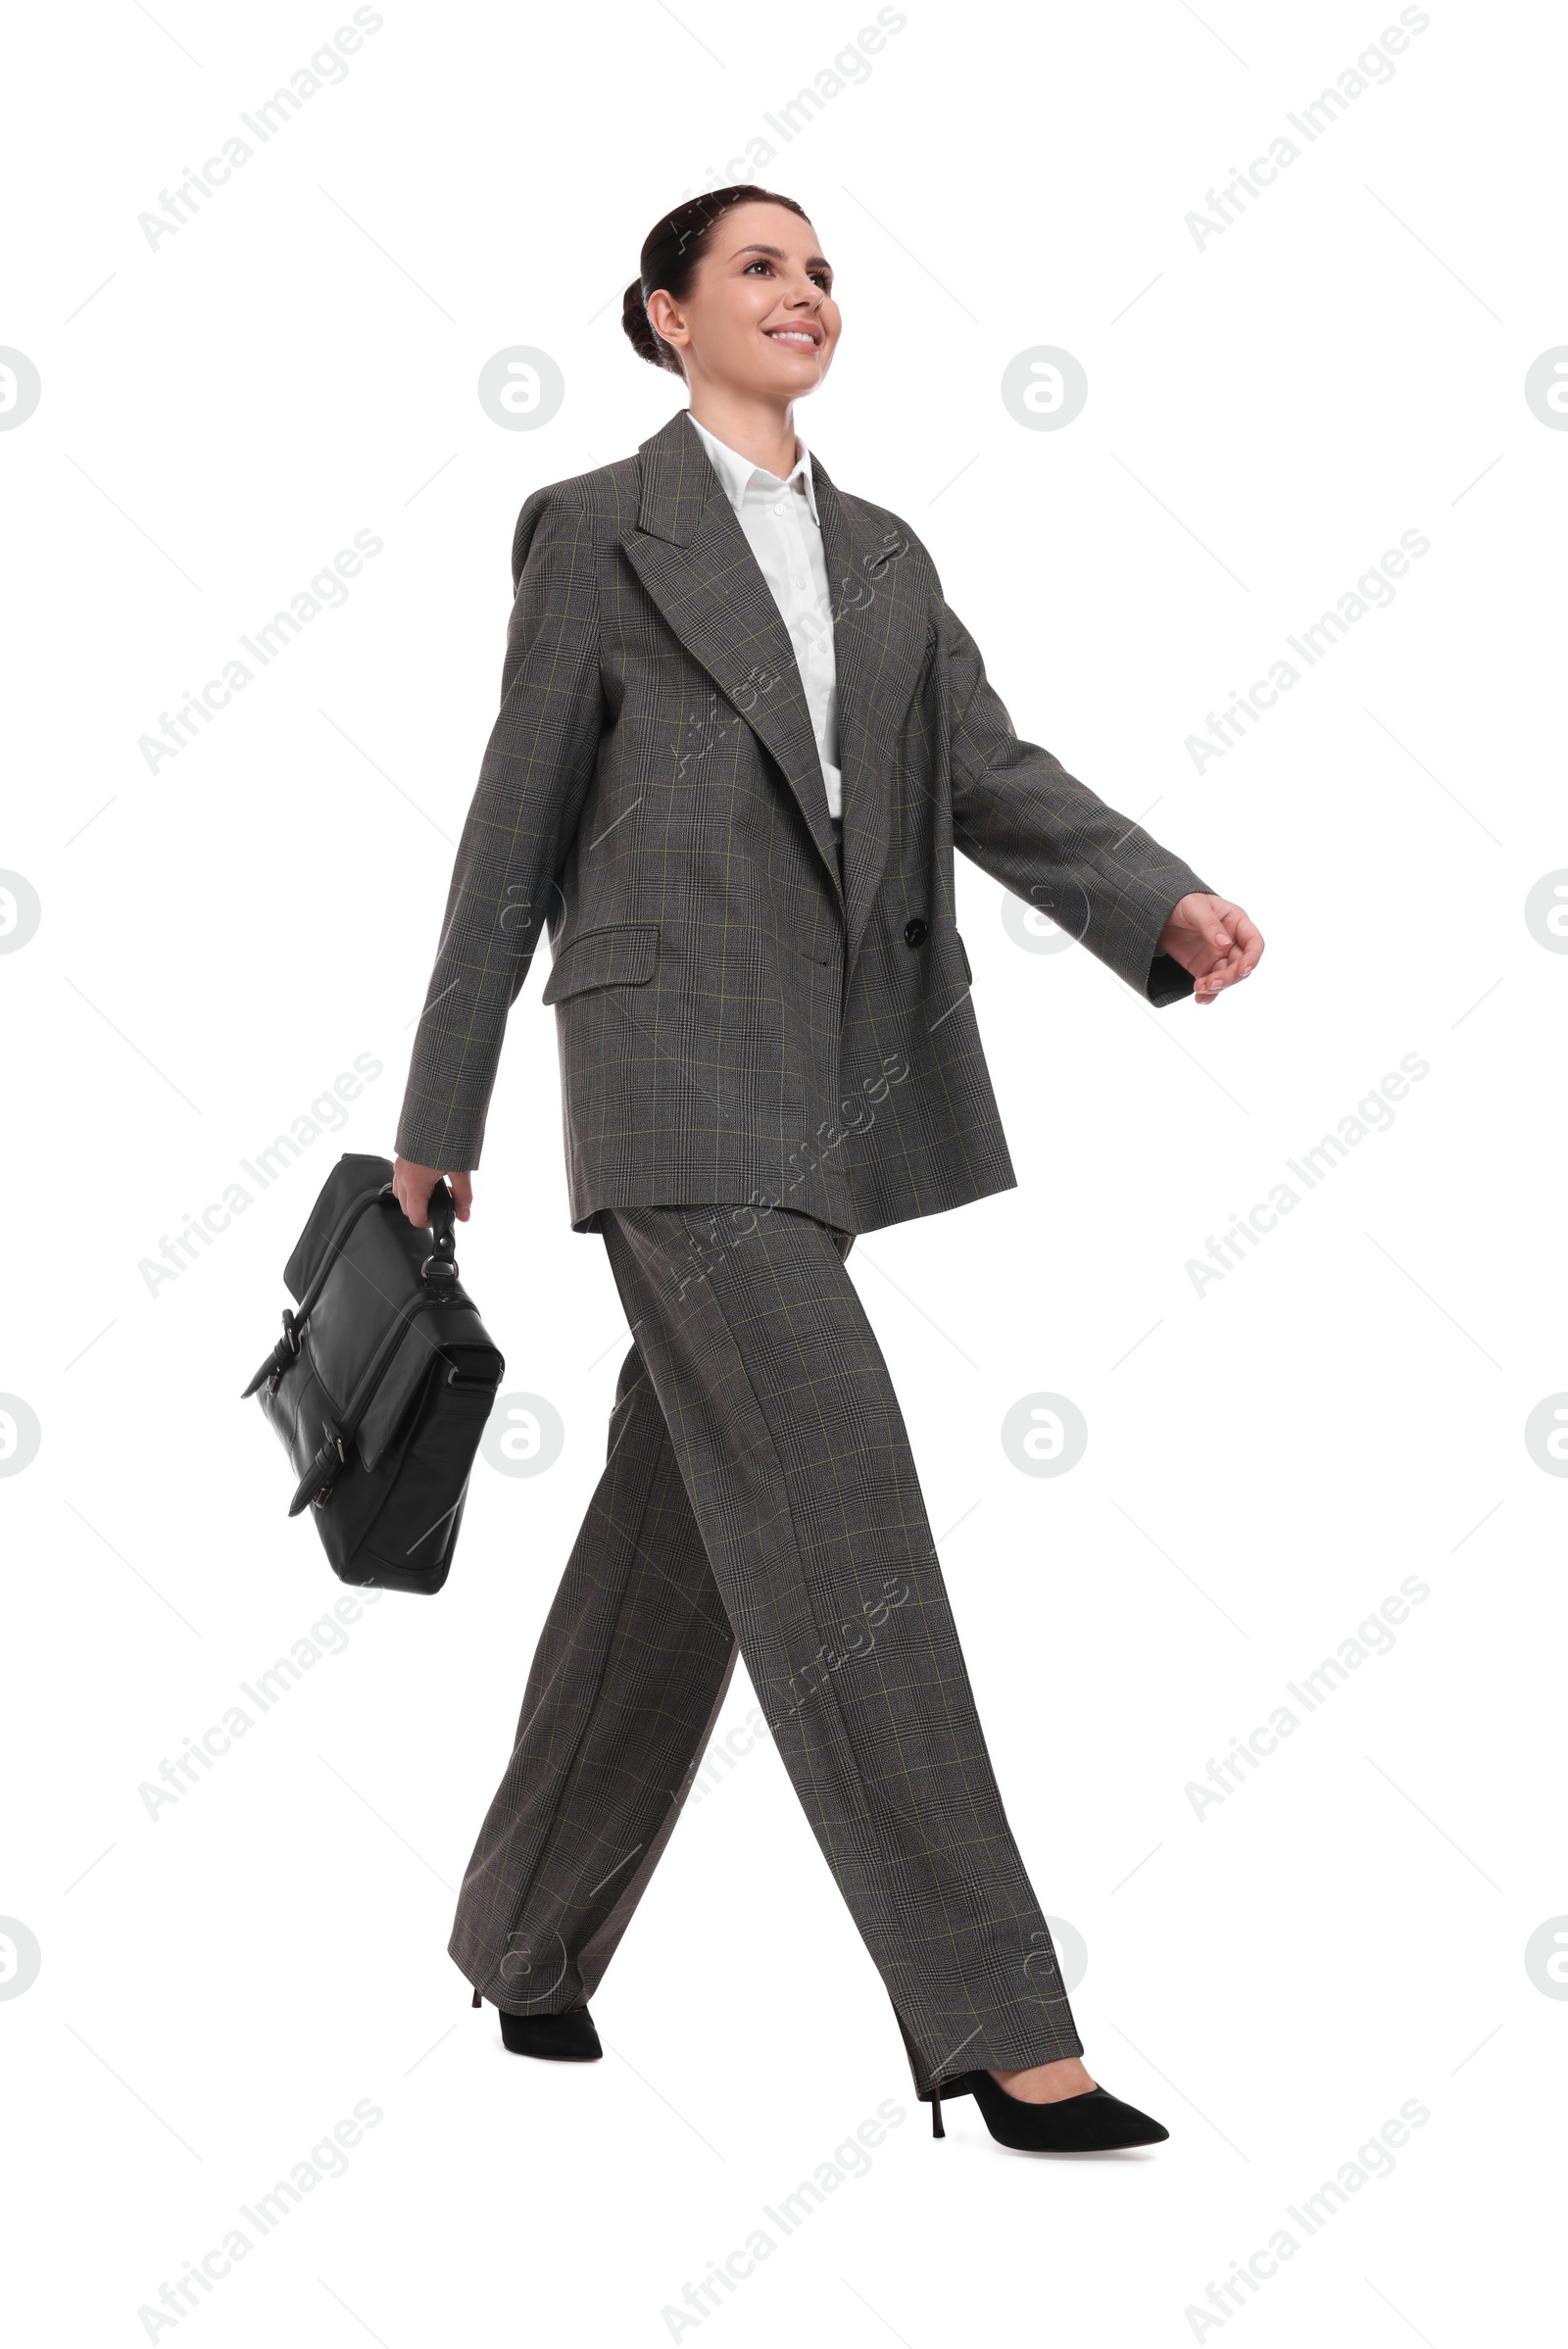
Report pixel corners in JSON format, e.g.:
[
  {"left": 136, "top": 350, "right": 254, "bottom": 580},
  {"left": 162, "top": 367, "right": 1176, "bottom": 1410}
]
[{"left": 621, "top": 185, "right": 813, "bottom": 378}]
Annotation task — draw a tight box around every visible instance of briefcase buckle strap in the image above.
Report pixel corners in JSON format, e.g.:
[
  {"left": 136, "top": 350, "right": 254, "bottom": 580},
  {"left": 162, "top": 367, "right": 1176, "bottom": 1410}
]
[
  {"left": 241, "top": 1307, "right": 301, "bottom": 1401},
  {"left": 270, "top": 1308, "right": 300, "bottom": 1393},
  {"left": 287, "top": 1421, "right": 345, "bottom": 1518}
]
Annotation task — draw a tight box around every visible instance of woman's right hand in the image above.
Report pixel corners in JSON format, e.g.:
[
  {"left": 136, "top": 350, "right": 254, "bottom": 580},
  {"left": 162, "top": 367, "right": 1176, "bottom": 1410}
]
[{"left": 392, "top": 1156, "right": 474, "bottom": 1226}]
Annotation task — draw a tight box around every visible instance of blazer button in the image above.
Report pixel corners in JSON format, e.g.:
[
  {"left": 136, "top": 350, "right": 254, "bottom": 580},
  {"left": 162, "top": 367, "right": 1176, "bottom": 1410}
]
[{"left": 904, "top": 916, "right": 928, "bottom": 947}]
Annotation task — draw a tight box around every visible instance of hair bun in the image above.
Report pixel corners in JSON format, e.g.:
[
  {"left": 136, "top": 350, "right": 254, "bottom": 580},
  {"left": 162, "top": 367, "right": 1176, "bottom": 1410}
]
[{"left": 621, "top": 278, "right": 669, "bottom": 372}]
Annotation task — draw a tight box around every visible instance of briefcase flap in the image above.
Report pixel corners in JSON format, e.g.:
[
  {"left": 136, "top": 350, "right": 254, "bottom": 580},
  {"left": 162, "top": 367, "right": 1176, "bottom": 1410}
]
[
  {"left": 283, "top": 1152, "right": 394, "bottom": 1301},
  {"left": 296, "top": 1200, "right": 499, "bottom": 1463},
  {"left": 355, "top": 1303, "right": 504, "bottom": 1472}
]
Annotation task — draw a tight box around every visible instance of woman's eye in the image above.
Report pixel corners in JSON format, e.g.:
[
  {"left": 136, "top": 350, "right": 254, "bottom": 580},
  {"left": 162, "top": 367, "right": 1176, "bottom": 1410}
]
[{"left": 743, "top": 258, "right": 832, "bottom": 294}]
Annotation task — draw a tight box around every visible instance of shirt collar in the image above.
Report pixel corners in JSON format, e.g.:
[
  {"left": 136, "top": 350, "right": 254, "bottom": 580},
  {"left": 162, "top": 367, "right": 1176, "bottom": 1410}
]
[{"left": 686, "top": 411, "right": 820, "bottom": 527}]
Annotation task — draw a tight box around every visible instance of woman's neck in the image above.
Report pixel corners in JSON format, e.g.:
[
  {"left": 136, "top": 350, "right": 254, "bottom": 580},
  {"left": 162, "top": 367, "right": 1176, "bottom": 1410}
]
[{"left": 686, "top": 395, "right": 800, "bottom": 479}]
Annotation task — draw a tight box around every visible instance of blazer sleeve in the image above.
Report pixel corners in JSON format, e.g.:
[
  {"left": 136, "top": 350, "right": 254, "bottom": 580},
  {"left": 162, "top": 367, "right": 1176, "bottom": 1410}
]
[
  {"left": 394, "top": 484, "right": 604, "bottom": 1171},
  {"left": 937, "top": 592, "right": 1212, "bottom": 1009}
]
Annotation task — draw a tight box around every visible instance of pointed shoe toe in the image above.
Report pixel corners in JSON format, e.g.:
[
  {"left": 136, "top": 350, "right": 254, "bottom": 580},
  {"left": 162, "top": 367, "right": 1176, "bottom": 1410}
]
[
  {"left": 469, "top": 1987, "right": 603, "bottom": 2061},
  {"left": 499, "top": 2006, "right": 603, "bottom": 2061},
  {"left": 935, "top": 2071, "right": 1168, "bottom": 2152}
]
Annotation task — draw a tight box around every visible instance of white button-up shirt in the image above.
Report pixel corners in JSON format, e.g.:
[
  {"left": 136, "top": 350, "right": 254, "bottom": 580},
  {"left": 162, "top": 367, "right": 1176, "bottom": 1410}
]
[{"left": 686, "top": 411, "right": 844, "bottom": 825}]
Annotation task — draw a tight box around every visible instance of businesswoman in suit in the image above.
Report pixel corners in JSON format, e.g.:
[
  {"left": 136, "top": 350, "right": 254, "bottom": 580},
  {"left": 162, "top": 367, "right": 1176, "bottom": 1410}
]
[{"left": 392, "top": 186, "right": 1262, "bottom": 2153}]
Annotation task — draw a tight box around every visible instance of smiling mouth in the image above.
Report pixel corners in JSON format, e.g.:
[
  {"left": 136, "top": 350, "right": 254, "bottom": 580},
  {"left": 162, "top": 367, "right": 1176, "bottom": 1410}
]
[{"left": 765, "top": 328, "right": 820, "bottom": 350}]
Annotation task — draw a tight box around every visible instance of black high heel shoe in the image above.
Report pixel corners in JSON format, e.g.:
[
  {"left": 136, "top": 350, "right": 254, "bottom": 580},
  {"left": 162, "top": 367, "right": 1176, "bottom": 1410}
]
[
  {"left": 470, "top": 1983, "right": 603, "bottom": 2061},
  {"left": 930, "top": 2068, "right": 1168, "bottom": 2151}
]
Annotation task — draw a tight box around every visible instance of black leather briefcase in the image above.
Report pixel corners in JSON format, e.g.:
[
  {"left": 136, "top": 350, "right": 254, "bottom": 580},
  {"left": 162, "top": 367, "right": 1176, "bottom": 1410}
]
[{"left": 242, "top": 1152, "right": 504, "bottom": 1593}]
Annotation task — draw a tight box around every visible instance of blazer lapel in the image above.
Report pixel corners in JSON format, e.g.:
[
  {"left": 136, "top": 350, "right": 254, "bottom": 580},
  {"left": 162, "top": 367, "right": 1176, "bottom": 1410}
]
[
  {"left": 623, "top": 411, "right": 843, "bottom": 908},
  {"left": 808, "top": 450, "right": 924, "bottom": 973},
  {"left": 623, "top": 410, "right": 929, "bottom": 971}
]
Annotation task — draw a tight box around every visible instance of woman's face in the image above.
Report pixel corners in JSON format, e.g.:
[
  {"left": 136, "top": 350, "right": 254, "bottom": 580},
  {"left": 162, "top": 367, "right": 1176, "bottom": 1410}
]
[{"left": 648, "top": 202, "right": 841, "bottom": 399}]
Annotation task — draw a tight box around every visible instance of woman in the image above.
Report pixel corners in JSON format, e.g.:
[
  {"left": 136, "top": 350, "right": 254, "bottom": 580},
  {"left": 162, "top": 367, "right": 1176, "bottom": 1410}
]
[{"left": 392, "top": 185, "right": 1263, "bottom": 2153}]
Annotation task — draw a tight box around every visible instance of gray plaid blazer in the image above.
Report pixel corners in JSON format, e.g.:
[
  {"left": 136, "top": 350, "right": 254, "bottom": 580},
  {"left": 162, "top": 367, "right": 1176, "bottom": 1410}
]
[{"left": 394, "top": 408, "right": 1212, "bottom": 1237}]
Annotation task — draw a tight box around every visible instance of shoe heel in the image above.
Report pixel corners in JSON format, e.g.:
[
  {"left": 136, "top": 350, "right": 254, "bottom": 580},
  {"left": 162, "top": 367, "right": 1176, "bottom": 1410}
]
[
  {"left": 471, "top": 1986, "right": 482, "bottom": 2009},
  {"left": 931, "top": 2091, "right": 945, "bottom": 2140}
]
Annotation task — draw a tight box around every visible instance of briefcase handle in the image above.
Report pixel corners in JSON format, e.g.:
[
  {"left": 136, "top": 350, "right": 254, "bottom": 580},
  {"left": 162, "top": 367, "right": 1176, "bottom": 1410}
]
[{"left": 395, "top": 1177, "right": 460, "bottom": 1285}]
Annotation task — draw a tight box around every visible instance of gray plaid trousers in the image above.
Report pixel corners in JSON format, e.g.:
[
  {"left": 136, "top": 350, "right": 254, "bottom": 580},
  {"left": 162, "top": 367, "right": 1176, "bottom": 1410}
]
[{"left": 448, "top": 1192, "right": 1083, "bottom": 2098}]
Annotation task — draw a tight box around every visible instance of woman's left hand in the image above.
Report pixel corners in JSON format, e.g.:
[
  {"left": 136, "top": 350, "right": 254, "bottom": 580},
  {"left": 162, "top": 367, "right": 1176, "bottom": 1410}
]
[{"left": 1157, "top": 894, "right": 1264, "bottom": 1005}]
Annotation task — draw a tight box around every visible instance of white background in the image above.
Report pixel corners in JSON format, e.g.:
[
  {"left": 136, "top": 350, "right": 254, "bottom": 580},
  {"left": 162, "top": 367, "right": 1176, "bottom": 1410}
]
[{"left": 4, "top": 1, "right": 1564, "bottom": 2341}]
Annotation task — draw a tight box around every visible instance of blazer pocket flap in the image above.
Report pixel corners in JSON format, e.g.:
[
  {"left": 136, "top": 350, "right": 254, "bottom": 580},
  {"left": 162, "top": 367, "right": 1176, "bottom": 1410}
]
[{"left": 540, "top": 920, "right": 660, "bottom": 1004}]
